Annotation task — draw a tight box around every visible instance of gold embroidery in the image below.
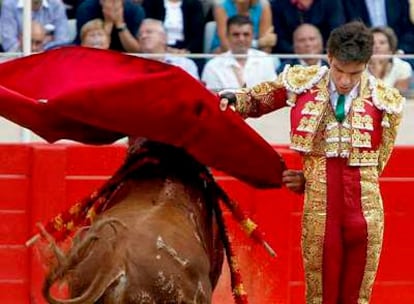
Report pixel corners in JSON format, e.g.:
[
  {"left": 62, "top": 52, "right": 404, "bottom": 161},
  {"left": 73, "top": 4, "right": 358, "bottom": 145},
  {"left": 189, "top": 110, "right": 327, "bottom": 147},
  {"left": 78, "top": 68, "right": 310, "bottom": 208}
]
[
  {"left": 291, "top": 134, "right": 313, "bottom": 152},
  {"left": 352, "top": 130, "right": 372, "bottom": 148},
  {"left": 326, "top": 127, "right": 340, "bottom": 141},
  {"left": 53, "top": 214, "right": 64, "bottom": 231},
  {"left": 285, "top": 65, "right": 322, "bottom": 89},
  {"left": 377, "top": 112, "right": 402, "bottom": 173},
  {"left": 349, "top": 150, "right": 379, "bottom": 166},
  {"left": 302, "top": 101, "right": 324, "bottom": 115},
  {"left": 341, "top": 127, "right": 352, "bottom": 142},
  {"left": 235, "top": 89, "right": 252, "bottom": 116},
  {"left": 315, "top": 107, "right": 352, "bottom": 156},
  {"left": 358, "top": 166, "right": 383, "bottom": 302},
  {"left": 235, "top": 80, "right": 285, "bottom": 116},
  {"left": 325, "top": 142, "right": 340, "bottom": 155},
  {"left": 374, "top": 80, "right": 405, "bottom": 114},
  {"left": 352, "top": 113, "right": 373, "bottom": 130},
  {"left": 69, "top": 202, "right": 81, "bottom": 215},
  {"left": 297, "top": 116, "right": 318, "bottom": 133},
  {"left": 86, "top": 207, "right": 97, "bottom": 222},
  {"left": 353, "top": 97, "right": 366, "bottom": 112},
  {"left": 290, "top": 74, "right": 329, "bottom": 153},
  {"left": 241, "top": 218, "right": 257, "bottom": 235},
  {"left": 361, "top": 115, "right": 374, "bottom": 130},
  {"left": 302, "top": 156, "right": 327, "bottom": 302},
  {"left": 65, "top": 220, "right": 75, "bottom": 231}
]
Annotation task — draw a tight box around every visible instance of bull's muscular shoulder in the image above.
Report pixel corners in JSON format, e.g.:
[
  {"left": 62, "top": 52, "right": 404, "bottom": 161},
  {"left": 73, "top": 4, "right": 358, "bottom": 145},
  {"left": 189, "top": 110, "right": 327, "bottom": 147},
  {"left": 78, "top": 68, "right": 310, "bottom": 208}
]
[
  {"left": 372, "top": 79, "right": 405, "bottom": 114},
  {"left": 281, "top": 64, "right": 329, "bottom": 94}
]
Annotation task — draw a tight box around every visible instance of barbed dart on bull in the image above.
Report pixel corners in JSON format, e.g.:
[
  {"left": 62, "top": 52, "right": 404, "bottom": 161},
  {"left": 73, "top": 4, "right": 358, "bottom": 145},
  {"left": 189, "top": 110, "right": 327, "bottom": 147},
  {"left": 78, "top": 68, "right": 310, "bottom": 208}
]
[{"left": 201, "top": 171, "right": 277, "bottom": 258}]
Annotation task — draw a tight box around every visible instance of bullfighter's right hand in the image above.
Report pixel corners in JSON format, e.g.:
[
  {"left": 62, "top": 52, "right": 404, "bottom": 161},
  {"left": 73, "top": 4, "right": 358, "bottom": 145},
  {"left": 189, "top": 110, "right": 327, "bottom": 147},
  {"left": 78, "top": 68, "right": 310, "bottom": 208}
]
[
  {"left": 218, "top": 90, "right": 237, "bottom": 111},
  {"left": 282, "top": 169, "right": 305, "bottom": 194}
]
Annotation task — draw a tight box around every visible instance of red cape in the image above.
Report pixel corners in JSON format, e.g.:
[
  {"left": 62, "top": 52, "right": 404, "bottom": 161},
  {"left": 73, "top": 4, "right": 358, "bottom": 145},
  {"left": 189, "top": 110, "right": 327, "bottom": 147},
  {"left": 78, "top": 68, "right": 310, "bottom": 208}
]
[{"left": 0, "top": 47, "right": 284, "bottom": 188}]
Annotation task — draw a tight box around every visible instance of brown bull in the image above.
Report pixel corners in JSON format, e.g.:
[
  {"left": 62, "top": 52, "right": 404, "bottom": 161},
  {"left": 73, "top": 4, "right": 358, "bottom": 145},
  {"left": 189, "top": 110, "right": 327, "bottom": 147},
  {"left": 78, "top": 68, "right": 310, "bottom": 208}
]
[{"left": 41, "top": 141, "right": 225, "bottom": 304}]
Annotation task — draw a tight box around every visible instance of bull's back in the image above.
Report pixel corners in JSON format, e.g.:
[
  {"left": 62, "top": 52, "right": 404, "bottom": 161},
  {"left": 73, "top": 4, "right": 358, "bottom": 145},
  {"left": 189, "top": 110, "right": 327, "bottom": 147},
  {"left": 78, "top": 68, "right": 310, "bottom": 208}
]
[{"left": 70, "top": 177, "right": 217, "bottom": 303}]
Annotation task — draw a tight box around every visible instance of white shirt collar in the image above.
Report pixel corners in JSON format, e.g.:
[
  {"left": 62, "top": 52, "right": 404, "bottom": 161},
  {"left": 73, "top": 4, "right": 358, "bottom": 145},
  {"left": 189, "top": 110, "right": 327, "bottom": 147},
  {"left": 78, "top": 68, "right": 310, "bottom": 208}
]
[
  {"left": 223, "top": 49, "right": 256, "bottom": 67},
  {"left": 164, "top": 0, "right": 182, "bottom": 8}
]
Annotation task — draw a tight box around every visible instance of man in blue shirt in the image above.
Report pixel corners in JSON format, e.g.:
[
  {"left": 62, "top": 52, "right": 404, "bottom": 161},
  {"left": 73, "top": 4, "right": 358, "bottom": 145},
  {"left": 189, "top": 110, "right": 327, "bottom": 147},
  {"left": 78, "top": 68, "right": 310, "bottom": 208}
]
[{"left": 0, "top": 0, "right": 71, "bottom": 52}]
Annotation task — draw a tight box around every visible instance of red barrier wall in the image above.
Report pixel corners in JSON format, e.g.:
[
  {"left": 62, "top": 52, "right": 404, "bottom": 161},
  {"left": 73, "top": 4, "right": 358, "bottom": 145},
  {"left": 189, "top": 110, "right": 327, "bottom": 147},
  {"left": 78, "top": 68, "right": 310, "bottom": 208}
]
[{"left": 0, "top": 143, "right": 413, "bottom": 303}]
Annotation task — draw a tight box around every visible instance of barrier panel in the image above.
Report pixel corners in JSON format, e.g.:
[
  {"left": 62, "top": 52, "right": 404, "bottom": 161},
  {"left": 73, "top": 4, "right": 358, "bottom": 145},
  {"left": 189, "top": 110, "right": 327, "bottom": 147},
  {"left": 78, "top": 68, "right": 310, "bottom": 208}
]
[{"left": 0, "top": 143, "right": 413, "bottom": 303}]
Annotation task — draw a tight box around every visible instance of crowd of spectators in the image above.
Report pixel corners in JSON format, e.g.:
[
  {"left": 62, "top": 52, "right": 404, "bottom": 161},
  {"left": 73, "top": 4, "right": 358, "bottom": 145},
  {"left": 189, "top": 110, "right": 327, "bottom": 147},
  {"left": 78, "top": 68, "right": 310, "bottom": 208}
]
[
  {"left": 0, "top": 0, "right": 414, "bottom": 94},
  {"left": 202, "top": 15, "right": 277, "bottom": 90}
]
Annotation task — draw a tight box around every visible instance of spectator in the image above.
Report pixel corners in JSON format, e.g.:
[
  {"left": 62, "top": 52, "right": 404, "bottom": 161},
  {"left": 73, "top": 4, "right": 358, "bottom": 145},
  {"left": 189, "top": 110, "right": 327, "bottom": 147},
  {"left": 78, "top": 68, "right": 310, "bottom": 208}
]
[
  {"left": 76, "top": 0, "right": 144, "bottom": 52},
  {"left": 0, "top": 0, "right": 71, "bottom": 52},
  {"left": 142, "top": 0, "right": 204, "bottom": 54},
  {"left": 271, "top": 0, "right": 345, "bottom": 54},
  {"left": 30, "top": 20, "right": 47, "bottom": 52},
  {"left": 80, "top": 18, "right": 111, "bottom": 49},
  {"left": 137, "top": 18, "right": 200, "bottom": 79},
  {"left": 277, "top": 23, "right": 327, "bottom": 73},
  {"left": 202, "top": 15, "right": 277, "bottom": 91},
  {"left": 368, "top": 26, "right": 413, "bottom": 93},
  {"left": 211, "top": 0, "right": 276, "bottom": 53},
  {"left": 342, "top": 0, "right": 414, "bottom": 55}
]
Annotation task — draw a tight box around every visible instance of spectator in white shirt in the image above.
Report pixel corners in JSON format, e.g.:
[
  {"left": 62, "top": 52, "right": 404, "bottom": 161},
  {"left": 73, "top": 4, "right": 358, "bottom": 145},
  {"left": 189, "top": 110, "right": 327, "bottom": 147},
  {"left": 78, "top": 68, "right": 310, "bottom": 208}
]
[
  {"left": 201, "top": 14, "right": 277, "bottom": 91},
  {"left": 368, "top": 26, "right": 413, "bottom": 93},
  {"left": 136, "top": 19, "right": 200, "bottom": 79}
]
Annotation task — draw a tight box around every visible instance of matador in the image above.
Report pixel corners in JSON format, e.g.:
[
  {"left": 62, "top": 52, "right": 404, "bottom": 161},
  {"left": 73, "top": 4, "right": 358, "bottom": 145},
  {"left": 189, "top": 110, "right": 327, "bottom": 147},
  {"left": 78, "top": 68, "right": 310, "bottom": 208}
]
[{"left": 220, "top": 21, "right": 405, "bottom": 303}]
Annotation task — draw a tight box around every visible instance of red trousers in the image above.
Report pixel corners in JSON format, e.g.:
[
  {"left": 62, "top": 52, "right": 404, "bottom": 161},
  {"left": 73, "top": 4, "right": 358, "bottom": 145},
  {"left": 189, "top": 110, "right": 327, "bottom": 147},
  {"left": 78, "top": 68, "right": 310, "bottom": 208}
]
[{"left": 302, "top": 157, "right": 383, "bottom": 304}]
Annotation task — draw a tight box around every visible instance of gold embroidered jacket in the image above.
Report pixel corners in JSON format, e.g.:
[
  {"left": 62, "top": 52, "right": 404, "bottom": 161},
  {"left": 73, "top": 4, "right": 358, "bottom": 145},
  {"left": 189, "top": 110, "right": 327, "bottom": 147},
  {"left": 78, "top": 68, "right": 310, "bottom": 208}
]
[{"left": 233, "top": 65, "right": 405, "bottom": 172}]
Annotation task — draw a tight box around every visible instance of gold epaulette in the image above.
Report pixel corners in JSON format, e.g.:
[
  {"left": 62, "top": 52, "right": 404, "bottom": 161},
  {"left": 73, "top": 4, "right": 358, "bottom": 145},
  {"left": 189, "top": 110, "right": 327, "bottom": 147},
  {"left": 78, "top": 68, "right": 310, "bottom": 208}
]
[
  {"left": 372, "top": 79, "right": 405, "bottom": 114},
  {"left": 282, "top": 64, "right": 329, "bottom": 94}
]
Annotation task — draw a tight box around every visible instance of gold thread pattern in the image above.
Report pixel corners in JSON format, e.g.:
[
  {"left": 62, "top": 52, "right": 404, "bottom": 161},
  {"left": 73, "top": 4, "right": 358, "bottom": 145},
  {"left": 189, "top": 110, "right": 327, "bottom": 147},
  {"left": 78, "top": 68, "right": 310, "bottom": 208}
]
[
  {"left": 302, "top": 156, "right": 327, "bottom": 303},
  {"left": 302, "top": 101, "right": 325, "bottom": 115},
  {"left": 348, "top": 150, "right": 379, "bottom": 166},
  {"left": 241, "top": 218, "right": 257, "bottom": 235},
  {"left": 291, "top": 134, "right": 314, "bottom": 152},
  {"left": 351, "top": 130, "right": 372, "bottom": 148},
  {"left": 377, "top": 113, "right": 402, "bottom": 174},
  {"left": 53, "top": 213, "right": 64, "bottom": 231},
  {"left": 358, "top": 166, "right": 384, "bottom": 303},
  {"left": 352, "top": 113, "right": 374, "bottom": 130},
  {"left": 374, "top": 80, "right": 405, "bottom": 114},
  {"left": 284, "top": 65, "right": 327, "bottom": 93},
  {"left": 297, "top": 116, "right": 319, "bottom": 133},
  {"left": 234, "top": 78, "right": 286, "bottom": 117}
]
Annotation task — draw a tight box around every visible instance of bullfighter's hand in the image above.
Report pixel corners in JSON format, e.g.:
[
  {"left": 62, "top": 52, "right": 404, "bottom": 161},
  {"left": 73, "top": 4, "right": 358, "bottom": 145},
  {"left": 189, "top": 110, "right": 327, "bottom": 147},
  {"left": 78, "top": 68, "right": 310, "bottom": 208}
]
[
  {"left": 218, "top": 91, "right": 236, "bottom": 111},
  {"left": 282, "top": 169, "right": 305, "bottom": 194}
]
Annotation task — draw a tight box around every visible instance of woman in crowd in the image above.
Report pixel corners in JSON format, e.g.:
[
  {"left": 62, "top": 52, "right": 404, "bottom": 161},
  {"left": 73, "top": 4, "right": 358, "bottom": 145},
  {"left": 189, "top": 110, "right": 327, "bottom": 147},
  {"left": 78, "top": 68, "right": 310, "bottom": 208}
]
[
  {"left": 211, "top": 0, "right": 276, "bottom": 53},
  {"left": 80, "top": 18, "right": 111, "bottom": 49},
  {"left": 368, "top": 26, "right": 413, "bottom": 93}
]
